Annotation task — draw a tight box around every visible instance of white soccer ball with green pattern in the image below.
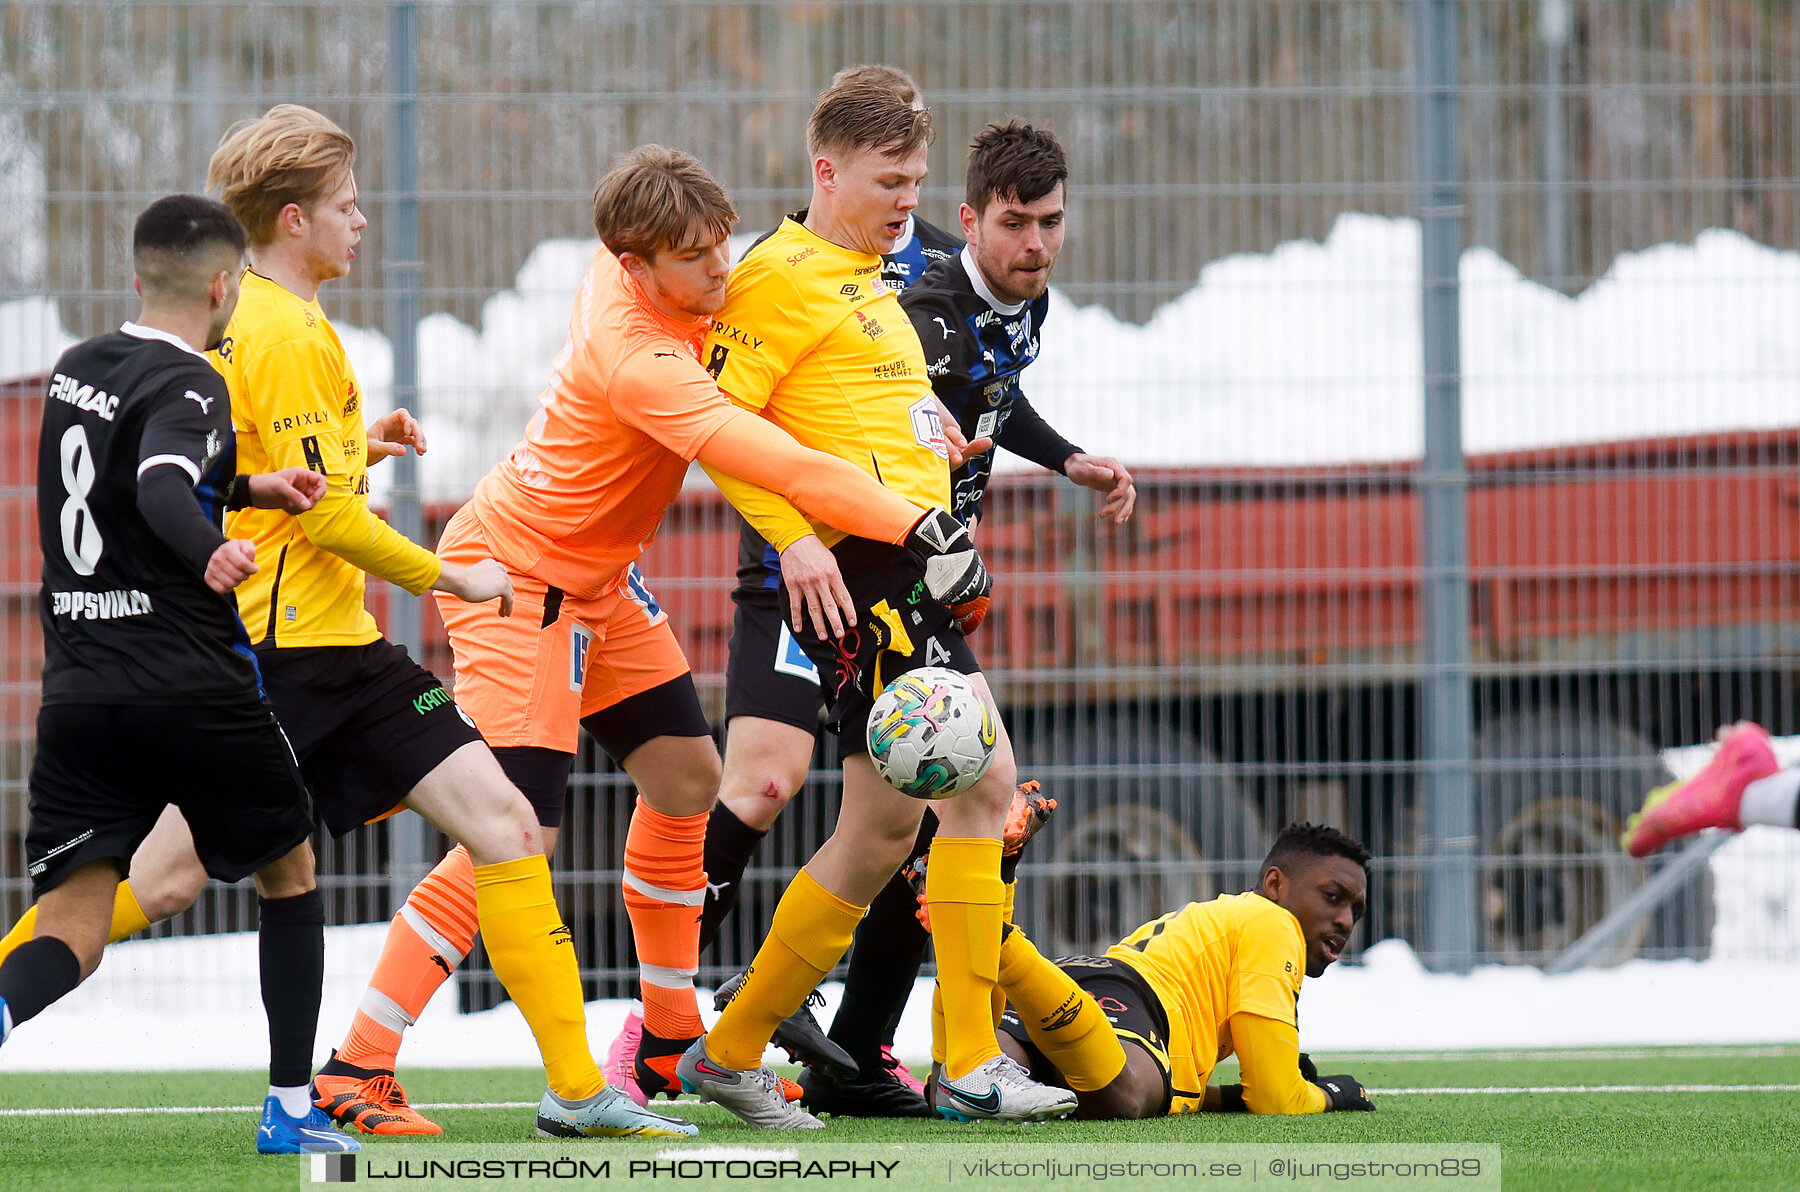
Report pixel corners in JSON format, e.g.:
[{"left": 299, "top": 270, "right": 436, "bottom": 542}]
[{"left": 866, "top": 666, "right": 998, "bottom": 799}]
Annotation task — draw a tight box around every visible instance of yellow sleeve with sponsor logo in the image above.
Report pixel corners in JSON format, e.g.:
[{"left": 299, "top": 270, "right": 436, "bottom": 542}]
[
  {"left": 218, "top": 273, "right": 440, "bottom": 646},
  {"left": 1227, "top": 895, "right": 1307, "bottom": 1025},
  {"left": 703, "top": 220, "right": 948, "bottom": 550}
]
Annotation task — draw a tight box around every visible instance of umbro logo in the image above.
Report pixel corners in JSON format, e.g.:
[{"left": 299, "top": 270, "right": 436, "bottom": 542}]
[
  {"left": 1040, "top": 992, "right": 1083, "bottom": 1032},
  {"left": 550, "top": 924, "right": 574, "bottom": 946},
  {"left": 653, "top": 352, "right": 680, "bottom": 358}
]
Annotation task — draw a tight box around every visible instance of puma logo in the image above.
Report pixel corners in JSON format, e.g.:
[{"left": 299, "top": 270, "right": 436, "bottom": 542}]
[
  {"left": 183, "top": 389, "right": 214, "bottom": 413},
  {"left": 932, "top": 316, "right": 955, "bottom": 339},
  {"left": 429, "top": 955, "right": 453, "bottom": 977}
]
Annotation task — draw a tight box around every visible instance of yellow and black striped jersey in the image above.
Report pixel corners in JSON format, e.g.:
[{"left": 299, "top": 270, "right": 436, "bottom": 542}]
[
  {"left": 214, "top": 270, "right": 440, "bottom": 647},
  {"left": 1109, "top": 891, "right": 1321, "bottom": 1112},
  {"left": 703, "top": 216, "right": 948, "bottom": 549}
]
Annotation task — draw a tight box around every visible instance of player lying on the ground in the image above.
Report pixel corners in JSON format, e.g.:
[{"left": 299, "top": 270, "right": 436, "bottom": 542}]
[
  {"left": 971, "top": 822, "right": 1375, "bottom": 1119},
  {"left": 0, "top": 194, "right": 352, "bottom": 1155},
  {"left": 1624, "top": 721, "right": 1800, "bottom": 856}
]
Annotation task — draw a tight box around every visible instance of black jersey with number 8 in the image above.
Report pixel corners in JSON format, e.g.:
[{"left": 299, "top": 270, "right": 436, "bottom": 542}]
[{"left": 37, "top": 325, "right": 261, "bottom": 705}]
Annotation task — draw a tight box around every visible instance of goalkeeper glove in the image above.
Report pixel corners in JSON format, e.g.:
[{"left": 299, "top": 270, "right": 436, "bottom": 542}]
[
  {"left": 904, "top": 508, "right": 992, "bottom": 633},
  {"left": 1298, "top": 1052, "right": 1319, "bottom": 1082},
  {"left": 1313, "top": 1074, "right": 1376, "bottom": 1111}
]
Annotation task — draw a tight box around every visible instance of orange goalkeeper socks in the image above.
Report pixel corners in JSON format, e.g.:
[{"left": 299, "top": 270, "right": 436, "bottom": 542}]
[
  {"left": 337, "top": 845, "right": 477, "bottom": 1071},
  {"left": 622, "top": 799, "right": 709, "bottom": 1041}
]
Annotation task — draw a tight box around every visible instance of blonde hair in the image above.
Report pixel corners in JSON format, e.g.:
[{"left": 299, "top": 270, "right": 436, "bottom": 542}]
[
  {"left": 591, "top": 144, "right": 737, "bottom": 259},
  {"left": 828, "top": 64, "right": 922, "bottom": 109},
  {"left": 206, "top": 104, "right": 356, "bottom": 246},
  {"left": 807, "top": 66, "right": 933, "bottom": 161}
]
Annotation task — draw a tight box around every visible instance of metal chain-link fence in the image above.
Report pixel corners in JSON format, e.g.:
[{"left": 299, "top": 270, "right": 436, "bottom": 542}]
[{"left": 2, "top": 1, "right": 1796, "bottom": 1006}]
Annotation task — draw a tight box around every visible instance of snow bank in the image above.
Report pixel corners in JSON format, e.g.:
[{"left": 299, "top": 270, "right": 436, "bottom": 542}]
[{"left": 4, "top": 217, "right": 1794, "bottom": 498}]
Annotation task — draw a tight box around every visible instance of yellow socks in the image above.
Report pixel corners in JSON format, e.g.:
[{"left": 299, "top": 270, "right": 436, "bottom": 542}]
[
  {"left": 926, "top": 837, "right": 1004, "bottom": 1080},
  {"left": 473, "top": 853, "right": 602, "bottom": 1101},
  {"left": 997, "top": 926, "right": 1126, "bottom": 1092},
  {"left": 991, "top": 879, "right": 1018, "bottom": 1026},
  {"left": 708, "top": 867, "right": 863, "bottom": 1071},
  {"left": 0, "top": 882, "right": 152, "bottom": 967}
]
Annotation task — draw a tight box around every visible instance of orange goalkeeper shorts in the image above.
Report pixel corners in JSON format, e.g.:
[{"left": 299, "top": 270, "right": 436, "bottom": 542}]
[{"left": 435, "top": 505, "right": 691, "bottom": 753}]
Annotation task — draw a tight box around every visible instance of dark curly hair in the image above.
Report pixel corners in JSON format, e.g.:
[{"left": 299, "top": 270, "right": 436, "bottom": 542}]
[{"left": 1261, "top": 822, "right": 1372, "bottom": 879}]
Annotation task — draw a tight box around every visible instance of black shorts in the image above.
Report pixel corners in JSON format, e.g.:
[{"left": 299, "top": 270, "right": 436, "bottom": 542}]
[
  {"left": 258, "top": 640, "right": 485, "bottom": 838},
  {"left": 999, "top": 954, "right": 1177, "bottom": 1115},
  {"left": 724, "top": 585, "right": 826, "bottom": 732},
  {"left": 26, "top": 700, "right": 314, "bottom": 898},
  {"left": 491, "top": 675, "right": 714, "bottom": 829},
  {"left": 789, "top": 537, "right": 980, "bottom": 757}
]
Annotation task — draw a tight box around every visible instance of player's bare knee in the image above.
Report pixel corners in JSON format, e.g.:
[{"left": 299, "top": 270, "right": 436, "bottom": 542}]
[
  {"left": 629, "top": 737, "right": 722, "bottom": 819},
  {"left": 131, "top": 865, "right": 206, "bottom": 921},
  {"left": 252, "top": 842, "right": 317, "bottom": 900},
  {"left": 462, "top": 790, "right": 543, "bottom": 867},
  {"left": 720, "top": 773, "right": 799, "bottom": 830}
]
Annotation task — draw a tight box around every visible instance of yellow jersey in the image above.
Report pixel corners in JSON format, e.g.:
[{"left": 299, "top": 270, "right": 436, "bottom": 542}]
[
  {"left": 1109, "top": 891, "right": 1326, "bottom": 1114},
  {"left": 215, "top": 270, "right": 440, "bottom": 647},
  {"left": 703, "top": 216, "right": 947, "bottom": 550}
]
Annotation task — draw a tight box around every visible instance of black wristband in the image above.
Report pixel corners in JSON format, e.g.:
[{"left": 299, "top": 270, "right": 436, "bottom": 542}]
[{"left": 225, "top": 474, "right": 253, "bottom": 511}]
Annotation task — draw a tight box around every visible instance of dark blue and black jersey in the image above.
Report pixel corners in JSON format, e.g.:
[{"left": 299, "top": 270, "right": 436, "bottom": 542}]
[{"left": 898, "top": 249, "right": 1083, "bottom": 528}]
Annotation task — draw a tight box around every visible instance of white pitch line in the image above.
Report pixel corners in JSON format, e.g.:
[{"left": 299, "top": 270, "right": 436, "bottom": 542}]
[
  {"left": 3, "top": 1087, "right": 1798, "bottom": 1117},
  {"left": 1374, "top": 1084, "right": 1800, "bottom": 1095}
]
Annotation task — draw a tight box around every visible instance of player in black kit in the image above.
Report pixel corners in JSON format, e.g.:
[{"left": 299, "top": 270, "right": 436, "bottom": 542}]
[{"left": 0, "top": 195, "right": 354, "bottom": 1155}]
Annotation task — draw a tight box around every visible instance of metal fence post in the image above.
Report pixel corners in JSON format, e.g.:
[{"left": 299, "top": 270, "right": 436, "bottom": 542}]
[
  {"left": 1540, "top": 0, "right": 1572, "bottom": 288},
  {"left": 384, "top": 1, "right": 432, "bottom": 908},
  {"left": 1411, "top": 0, "right": 1477, "bottom": 972}
]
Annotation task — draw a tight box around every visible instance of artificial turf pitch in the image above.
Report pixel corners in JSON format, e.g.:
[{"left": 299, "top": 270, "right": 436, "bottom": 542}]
[{"left": 3, "top": 1047, "right": 1798, "bottom": 1191}]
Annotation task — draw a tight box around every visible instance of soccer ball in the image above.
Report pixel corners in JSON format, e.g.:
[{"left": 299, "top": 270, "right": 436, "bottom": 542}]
[{"left": 866, "top": 666, "right": 998, "bottom": 799}]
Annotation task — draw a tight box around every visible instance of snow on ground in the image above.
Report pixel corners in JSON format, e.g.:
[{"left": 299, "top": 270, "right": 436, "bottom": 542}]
[
  {"left": 5, "top": 736, "right": 1797, "bottom": 1073},
  {"left": 4, "top": 215, "right": 1795, "bottom": 498}
]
